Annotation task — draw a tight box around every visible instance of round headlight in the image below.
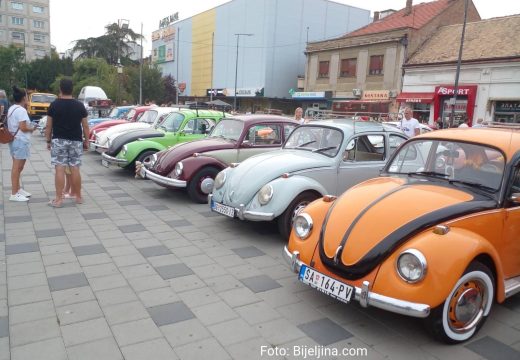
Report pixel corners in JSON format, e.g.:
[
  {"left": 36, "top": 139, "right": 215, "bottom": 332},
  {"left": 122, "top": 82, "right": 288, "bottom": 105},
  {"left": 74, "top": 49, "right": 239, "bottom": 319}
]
[
  {"left": 396, "top": 249, "right": 427, "bottom": 283},
  {"left": 121, "top": 145, "right": 127, "bottom": 155},
  {"left": 293, "top": 213, "right": 313, "bottom": 240},
  {"left": 214, "top": 171, "right": 226, "bottom": 190},
  {"left": 258, "top": 184, "right": 273, "bottom": 205},
  {"left": 174, "top": 162, "right": 183, "bottom": 177}
]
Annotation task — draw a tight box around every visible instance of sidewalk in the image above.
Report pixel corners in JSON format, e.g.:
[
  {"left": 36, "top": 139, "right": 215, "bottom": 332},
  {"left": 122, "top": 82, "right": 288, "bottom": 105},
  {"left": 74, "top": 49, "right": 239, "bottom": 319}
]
[{"left": 1, "top": 135, "right": 520, "bottom": 360}]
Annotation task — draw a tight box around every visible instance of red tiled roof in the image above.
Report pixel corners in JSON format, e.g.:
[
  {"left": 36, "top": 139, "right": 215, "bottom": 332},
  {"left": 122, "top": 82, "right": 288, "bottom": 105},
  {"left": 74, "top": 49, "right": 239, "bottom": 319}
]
[{"left": 347, "top": 0, "right": 452, "bottom": 37}]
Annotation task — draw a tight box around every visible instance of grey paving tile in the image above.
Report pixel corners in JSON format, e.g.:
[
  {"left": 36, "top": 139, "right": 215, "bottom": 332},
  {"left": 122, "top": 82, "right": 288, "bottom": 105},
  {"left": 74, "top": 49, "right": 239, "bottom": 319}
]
[
  {"left": 121, "top": 338, "right": 177, "bottom": 360},
  {"left": 82, "top": 212, "right": 107, "bottom": 220},
  {"left": 161, "top": 318, "right": 212, "bottom": 347},
  {"left": 232, "top": 246, "right": 267, "bottom": 259},
  {"left": 103, "top": 301, "right": 149, "bottom": 326},
  {"left": 35, "top": 229, "right": 66, "bottom": 238},
  {"left": 101, "top": 186, "right": 120, "bottom": 191},
  {"left": 145, "top": 205, "right": 169, "bottom": 211},
  {"left": 52, "top": 287, "right": 96, "bottom": 307},
  {"left": 174, "top": 338, "right": 231, "bottom": 360},
  {"left": 208, "top": 318, "right": 261, "bottom": 346},
  {"left": 10, "top": 337, "right": 68, "bottom": 360},
  {"left": 118, "top": 224, "right": 146, "bottom": 233},
  {"left": 72, "top": 244, "right": 106, "bottom": 256},
  {"left": 9, "top": 300, "right": 56, "bottom": 325},
  {"left": 147, "top": 301, "right": 195, "bottom": 327},
  {"left": 255, "top": 318, "right": 306, "bottom": 345},
  {"left": 111, "top": 318, "right": 162, "bottom": 347},
  {"left": 117, "top": 200, "right": 139, "bottom": 206},
  {"left": 240, "top": 275, "right": 281, "bottom": 293},
  {"left": 137, "top": 245, "right": 171, "bottom": 258},
  {"left": 61, "top": 318, "right": 112, "bottom": 347},
  {"left": 5, "top": 215, "right": 32, "bottom": 224},
  {"left": 27, "top": 197, "right": 50, "bottom": 203},
  {"left": 8, "top": 285, "right": 52, "bottom": 306},
  {"left": 66, "top": 337, "right": 123, "bottom": 360},
  {"left": 192, "top": 301, "right": 239, "bottom": 326},
  {"left": 298, "top": 318, "right": 353, "bottom": 346},
  {"left": 0, "top": 233, "right": 4, "bottom": 242},
  {"left": 0, "top": 317, "right": 7, "bottom": 338},
  {"left": 166, "top": 219, "right": 193, "bottom": 227},
  {"left": 466, "top": 336, "right": 520, "bottom": 360},
  {"left": 10, "top": 317, "right": 61, "bottom": 347},
  {"left": 155, "top": 263, "right": 194, "bottom": 280},
  {"left": 197, "top": 211, "right": 220, "bottom": 218},
  {"left": 110, "top": 193, "right": 131, "bottom": 198},
  {"left": 95, "top": 287, "right": 138, "bottom": 307},
  {"left": 48, "top": 273, "right": 89, "bottom": 292},
  {"left": 56, "top": 300, "right": 103, "bottom": 325},
  {"left": 5, "top": 242, "right": 40, "bottom": 255}
]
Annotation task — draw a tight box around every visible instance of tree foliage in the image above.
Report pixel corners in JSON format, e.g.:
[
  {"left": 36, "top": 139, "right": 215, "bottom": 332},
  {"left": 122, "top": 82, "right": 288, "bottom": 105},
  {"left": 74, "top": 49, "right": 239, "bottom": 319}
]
[{"left": 0, "top": 45, "right": 27, "bottom": 96}]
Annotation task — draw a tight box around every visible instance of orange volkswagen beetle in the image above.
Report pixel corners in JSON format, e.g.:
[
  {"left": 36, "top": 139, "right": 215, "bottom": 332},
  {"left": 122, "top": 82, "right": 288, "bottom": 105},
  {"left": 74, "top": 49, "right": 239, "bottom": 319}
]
[{"left": 284, "top": 125, "right": 520, "bottom": 343}]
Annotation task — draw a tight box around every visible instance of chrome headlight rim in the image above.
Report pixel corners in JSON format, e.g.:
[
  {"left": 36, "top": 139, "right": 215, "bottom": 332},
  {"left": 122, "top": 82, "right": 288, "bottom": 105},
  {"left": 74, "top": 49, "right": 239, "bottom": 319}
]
[
  {"left": 258, "top": 184, "right": 274, "bottom": 205},
  {"left": 396, "top": 249, "right": 427, "bottom": 284},
  {"left": 293, "top": 212, "right": 313, "bottom": 240},
  {"left": 121, "top": 145, "right": 128, "bottom": 156},
  {"left": 174, "top": 162, "right": 183, "bottom": 177},
  {"left": 214, "top": 171, "right": 226, "bottom": 190}
]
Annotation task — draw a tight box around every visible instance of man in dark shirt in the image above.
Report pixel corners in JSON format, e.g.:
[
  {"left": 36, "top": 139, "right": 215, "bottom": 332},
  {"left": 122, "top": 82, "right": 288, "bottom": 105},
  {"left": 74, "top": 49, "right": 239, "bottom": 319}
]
[{"left": 45, "top": 78, "right": 89, "bottom": 207}]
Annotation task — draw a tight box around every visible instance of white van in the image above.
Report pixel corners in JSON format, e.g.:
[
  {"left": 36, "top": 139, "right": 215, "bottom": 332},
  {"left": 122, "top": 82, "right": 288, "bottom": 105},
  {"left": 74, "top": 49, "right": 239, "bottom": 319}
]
[{"left": 77, "top": 86, "right": 109, "bottom": 118}]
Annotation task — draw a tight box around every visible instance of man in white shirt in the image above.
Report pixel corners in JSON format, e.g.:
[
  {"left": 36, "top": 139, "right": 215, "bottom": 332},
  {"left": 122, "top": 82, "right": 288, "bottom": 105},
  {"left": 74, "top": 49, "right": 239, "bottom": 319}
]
[
  {"left": 400, "top": 107, "right": 420, "bottom": 137},
  {"left": 472, "top": 118, "right": 485, "bottom": 128}
]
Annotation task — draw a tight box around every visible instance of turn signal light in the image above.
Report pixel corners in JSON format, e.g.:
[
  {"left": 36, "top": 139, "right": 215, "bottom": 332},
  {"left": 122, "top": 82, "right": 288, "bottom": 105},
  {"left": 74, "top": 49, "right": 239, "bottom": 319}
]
[
  {"left": 323, "top": 195, "right": 337, "bottom": 203},
  {"left": 433, "top": 225, "right": 450, "bottom": 235}
]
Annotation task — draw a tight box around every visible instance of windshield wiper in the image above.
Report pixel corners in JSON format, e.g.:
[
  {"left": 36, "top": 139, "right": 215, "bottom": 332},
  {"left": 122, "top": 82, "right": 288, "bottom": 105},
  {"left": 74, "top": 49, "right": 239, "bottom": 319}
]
[
  {"left": 407, "top": 171, "right": 450, "bottom": 179},
  {"left": 448, "top": 179, "right": 495, "bottom": 191},
  {"left": 296, "top": 140, "right": 316, "bottom": 148},
  {"left": 312, "top": 146, "right": 337, "bottom": 153}
]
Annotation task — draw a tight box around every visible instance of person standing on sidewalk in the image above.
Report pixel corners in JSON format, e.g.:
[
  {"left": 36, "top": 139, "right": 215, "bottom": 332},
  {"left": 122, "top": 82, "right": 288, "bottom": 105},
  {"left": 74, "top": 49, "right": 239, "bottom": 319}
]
[
  {"left": 45, "top": 78, "right": 89, "bottom": 207},
  {"left": 8, "top": 86, "right": 36, "bottom": 202}
]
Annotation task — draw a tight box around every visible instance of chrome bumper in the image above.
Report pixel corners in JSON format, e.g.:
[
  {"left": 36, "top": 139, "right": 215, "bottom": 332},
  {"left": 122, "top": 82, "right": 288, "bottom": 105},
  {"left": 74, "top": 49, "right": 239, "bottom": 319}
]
[
  {"left": 101, "top": 152, "right": 129, "bottom": 166},
  {"left": 142, "top": 167, "right": 187, "bottom": 188},
  {"left": 283, "top": 246, "right": 430, "bottom": 319},
  {"left": 94, "top": 144, "right": 108, "bottom": 153},
  {"left": 208, "top": 194, "right": 275, "bottom": 221}
]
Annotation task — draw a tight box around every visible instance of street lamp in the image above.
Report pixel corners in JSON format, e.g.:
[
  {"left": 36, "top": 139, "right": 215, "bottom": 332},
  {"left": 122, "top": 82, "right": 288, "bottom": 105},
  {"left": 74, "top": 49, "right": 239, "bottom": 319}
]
[
  {"left": 233, "top": 33, "right": 253, "bottom": 112},
  {"left": 450, "top": 0, "right": 469, "bottom": 127},
  {"left": 116, "top": 19, "right": 129, "bottom": 105}
]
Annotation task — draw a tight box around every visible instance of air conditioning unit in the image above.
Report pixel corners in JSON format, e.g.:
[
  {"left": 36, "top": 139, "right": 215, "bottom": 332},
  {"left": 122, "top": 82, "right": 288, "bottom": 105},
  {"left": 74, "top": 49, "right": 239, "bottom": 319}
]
[
  {"left": 352, "top": 88, "right": 362, "bottom": 97},
  {"left": 389, "top": 90, "right": 398, "bottom": 98}
]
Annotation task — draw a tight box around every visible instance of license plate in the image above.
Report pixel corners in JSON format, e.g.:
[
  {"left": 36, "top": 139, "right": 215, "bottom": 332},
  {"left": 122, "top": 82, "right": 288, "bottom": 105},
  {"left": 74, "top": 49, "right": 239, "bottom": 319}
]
[
  {"left": 89, "top": 142, "right": 96, "bottom": 151},
  {"left": 299, "top": 265, "right": 354, "bottom": 303},
  {"left": 211, "top": 200, "right": 235, "bottom": 218},
  {"left": 101, "top": 159, "right": 110, "bottom": 168}
]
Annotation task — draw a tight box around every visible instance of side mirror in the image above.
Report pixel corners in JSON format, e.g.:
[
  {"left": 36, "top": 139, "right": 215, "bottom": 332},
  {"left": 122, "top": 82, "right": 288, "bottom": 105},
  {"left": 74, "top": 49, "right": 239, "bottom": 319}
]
[
  {"left": 241, "top": 140, "right": 252, "bottom": 148},
  {"left": 510, "top": 193, "right": 520, "bottom": 204}
]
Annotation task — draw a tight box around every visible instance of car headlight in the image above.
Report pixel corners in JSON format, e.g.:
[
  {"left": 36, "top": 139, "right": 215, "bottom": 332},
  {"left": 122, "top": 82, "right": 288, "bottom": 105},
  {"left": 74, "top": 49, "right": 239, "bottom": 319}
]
[
  {"left": 121, "top": 145, "right": 127, "bottom": 156},
  {"left": 258, "top": 184, "right": 273, "bottom": 205},
  {"left": 174, "top": 162, "right": 183, "bottom": 177},
  {"left": 293, "top": 213, "right": 313, "bottom": 240},
  {"left": 214, "top": 171, "right": 226, "bottom": 189},
  {"left": 396, "top": 249, "right": 427, "bottom": 283}
]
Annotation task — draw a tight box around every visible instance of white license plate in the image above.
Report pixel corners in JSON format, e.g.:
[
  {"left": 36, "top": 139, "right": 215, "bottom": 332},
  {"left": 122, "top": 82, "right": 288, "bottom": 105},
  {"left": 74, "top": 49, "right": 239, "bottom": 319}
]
[
  {"left": 299, "top": 265, "right": 354, "bottom": 303},
  {"left": 101, "top": 159, "right": 110, "bottom": 168},
  {"left": 211, "top": 200, "right": 235, "bottom": 218}
]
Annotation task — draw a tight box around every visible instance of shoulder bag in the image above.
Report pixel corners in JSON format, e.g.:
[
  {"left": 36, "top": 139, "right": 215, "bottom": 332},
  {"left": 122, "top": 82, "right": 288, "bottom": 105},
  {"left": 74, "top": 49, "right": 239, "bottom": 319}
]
[{"left": 0, "top": 107, "right": 20, "bottom": 144}]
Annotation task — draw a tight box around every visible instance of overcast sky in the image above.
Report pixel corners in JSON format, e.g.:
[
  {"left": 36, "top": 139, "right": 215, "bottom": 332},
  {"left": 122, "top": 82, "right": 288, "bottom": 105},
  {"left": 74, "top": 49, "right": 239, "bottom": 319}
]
[{"left": 49, "top": 0, "right": 519, "bottom": 54}]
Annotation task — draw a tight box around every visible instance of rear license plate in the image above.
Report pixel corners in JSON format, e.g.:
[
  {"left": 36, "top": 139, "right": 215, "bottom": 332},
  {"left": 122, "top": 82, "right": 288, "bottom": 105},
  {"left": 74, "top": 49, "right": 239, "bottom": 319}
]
[
  {"left": 101, "top": 159, "right": 110, "bottom": 168},
  {"left": 211, "top": 200, "right": 235, "bottom": 218},
  {"left": 298, "top": 265, "right": 354, "bottom": 303}
]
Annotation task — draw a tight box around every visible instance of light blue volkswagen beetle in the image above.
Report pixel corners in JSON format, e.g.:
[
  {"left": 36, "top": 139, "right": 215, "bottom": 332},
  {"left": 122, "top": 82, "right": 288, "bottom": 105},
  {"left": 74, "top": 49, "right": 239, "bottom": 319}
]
[{"left": 210, "top": 119, "right": 409, "bottom": 238}]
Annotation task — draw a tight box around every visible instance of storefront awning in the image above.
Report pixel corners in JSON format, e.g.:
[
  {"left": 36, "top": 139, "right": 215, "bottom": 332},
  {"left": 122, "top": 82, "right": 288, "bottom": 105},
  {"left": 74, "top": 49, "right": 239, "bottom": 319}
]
[{"left": 396, "top": 92, "right": 435, "bottom": 103}]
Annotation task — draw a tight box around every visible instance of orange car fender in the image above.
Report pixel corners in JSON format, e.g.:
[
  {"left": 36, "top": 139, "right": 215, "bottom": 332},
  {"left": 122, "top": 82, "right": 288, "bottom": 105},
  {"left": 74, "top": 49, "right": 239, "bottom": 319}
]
[{"left": 372, "top": 228, "right": 505, "bottom": 309}]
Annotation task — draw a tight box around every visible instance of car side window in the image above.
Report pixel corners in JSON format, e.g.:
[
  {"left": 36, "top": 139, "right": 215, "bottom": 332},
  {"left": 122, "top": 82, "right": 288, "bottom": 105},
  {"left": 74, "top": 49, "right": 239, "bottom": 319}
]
[
  {"left": 343, "top": 135, "right": 385, "bottom": 162},
  {"left": 183, "top": 119, "right": 196, "bottom": 133},
  {"left": 284, "top": 124, "right": 296, "bottom": 139},
  {"left": 194, "top": 118, "right": 214, "bottom": 134},
  {"left": 511, "top": 166, "right": 520, "bottom": 194},
  {"left": 389, "top": 134, "right": 407, "bottom": 156},
  {"left": 246, "top": 125, "right": 282, "bottom": 146}
]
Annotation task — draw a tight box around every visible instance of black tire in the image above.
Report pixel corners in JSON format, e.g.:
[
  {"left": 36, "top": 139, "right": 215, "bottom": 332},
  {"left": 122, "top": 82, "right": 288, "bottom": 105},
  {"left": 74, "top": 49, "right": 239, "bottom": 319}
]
[
  {"left": 187, "top": 167, "right": 220, "bottom": 203},
  {"left": 277, "top": 191, "right": 319, "bottom": 239},
  {"left": 425, "top": 261, "right": 494, "bottom": 344}
]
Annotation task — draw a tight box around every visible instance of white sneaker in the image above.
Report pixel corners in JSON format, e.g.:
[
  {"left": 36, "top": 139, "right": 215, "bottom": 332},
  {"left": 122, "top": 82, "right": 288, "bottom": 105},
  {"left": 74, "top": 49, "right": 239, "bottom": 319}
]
[
  {"left": 9, "top": 193, "right": 29, "bottom": 202},
  {"left": 18, "top": 188, "right": 32, "bottom": 197}
]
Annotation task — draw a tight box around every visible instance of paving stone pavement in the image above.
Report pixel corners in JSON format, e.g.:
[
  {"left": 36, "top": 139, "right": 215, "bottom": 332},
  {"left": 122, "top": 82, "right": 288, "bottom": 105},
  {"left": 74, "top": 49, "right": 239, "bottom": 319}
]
[{"left": 1, "top": 136, "right": 520, "bottom": 360}]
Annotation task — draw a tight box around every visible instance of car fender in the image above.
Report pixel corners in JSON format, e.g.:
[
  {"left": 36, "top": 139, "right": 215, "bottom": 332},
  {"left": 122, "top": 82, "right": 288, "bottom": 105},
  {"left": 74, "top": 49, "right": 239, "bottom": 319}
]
[
  {"left": 372, "top": 227, "right": 505, "bottom": 309},
  {"left": 124, "top": 140, "right": 166, "bottom": 162},
  {"left": 244, "top": 175, "right": 327, "bottom": 218},
  {"left": 179, "top": 156, "right": 228, "bottom": 181}
]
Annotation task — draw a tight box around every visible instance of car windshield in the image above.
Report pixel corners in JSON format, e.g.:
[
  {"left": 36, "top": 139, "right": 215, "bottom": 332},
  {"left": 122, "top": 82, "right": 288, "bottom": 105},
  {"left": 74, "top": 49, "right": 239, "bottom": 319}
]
[
  {"left": 31, "top": 94, "right": 57, "bottom": 103},
  {"left": 108, "top": 108, "right": 120, "bottom": 118},
  {"left": 158, "top": 112, "right": 185, "bottom": 132},
  {"left": 138, "top": 110, "right": 157, "bottom": 124},
  {"left": 387, "top": 139, "right": 505, "bottom": 191},
  {"left": 210, "top": 119, "right": 244, "bottom": 141},
  {"left": 125, "top": 109, "right": 136, "bottom": 121},
  {"left": 284, "top": 126, "right": 343, "bottom": 157}
]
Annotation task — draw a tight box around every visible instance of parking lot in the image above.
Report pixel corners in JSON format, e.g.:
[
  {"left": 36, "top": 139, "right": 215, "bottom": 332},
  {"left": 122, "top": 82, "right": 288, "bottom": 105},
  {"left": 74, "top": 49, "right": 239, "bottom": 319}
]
[{"left": 1, "top": 135, "right": 520, "bottom": 360}]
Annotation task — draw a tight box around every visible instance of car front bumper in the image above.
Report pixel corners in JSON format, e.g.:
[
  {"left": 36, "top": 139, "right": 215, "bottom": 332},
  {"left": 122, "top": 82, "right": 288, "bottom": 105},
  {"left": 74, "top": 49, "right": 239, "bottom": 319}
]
[
  {"left": 208, "top": 194, "right": 276, "bottom": 221},
  {"left": 283, "top": 246, "right": 430, "bottom": 319},
  {"left": 141, "top": 167, "right": 187, "bottom": 188},
  {"left": 101, "top": 152, "right": 129, "bottom": 166}
]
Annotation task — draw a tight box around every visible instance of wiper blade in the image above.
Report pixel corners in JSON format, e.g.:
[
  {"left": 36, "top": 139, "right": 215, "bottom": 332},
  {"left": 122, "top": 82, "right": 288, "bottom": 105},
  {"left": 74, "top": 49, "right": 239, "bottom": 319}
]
[
  {"left": 408, "top": 171, "right": 449, "bottom": 179},
  {"left": 312, "top": 146, "right": 337, "bottom": 153},
  {"left": 296, "top": 140, "right": 316, "bottom": 148},
  {"left": 449, "top": 179, "right": 494, "bottom": 191}
]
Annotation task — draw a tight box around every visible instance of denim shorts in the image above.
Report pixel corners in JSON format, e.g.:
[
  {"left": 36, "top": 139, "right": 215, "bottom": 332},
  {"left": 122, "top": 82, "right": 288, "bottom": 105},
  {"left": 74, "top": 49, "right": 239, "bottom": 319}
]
[
  {"left": 50, "top": 138, "right": 83, "bottom": 167},
  {"left": 9, "top": 138, "right": 31, "bottom": 160}
]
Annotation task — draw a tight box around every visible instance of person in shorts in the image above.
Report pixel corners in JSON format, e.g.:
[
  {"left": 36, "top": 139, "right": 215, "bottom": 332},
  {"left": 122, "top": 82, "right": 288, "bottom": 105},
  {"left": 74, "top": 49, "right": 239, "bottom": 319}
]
[
  {"left": 46, "top": 78, "right": 89, "bottom": 207},
  {"left": 7, "top": 86, "right": 36, "bottom": 202}
]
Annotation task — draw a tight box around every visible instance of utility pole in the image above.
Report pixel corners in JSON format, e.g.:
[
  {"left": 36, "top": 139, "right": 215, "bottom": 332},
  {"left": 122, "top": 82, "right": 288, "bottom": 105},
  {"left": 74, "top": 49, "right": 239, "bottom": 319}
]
[
  {"left": 176, "top": 27, "right": 180, "bottom": 104},
  {"left": 210, "top": 32, "right": 214, "bottom": 102},
  {"left": 450, "top": 0, "right": 469, "bottom": 127},
  {"left": 139, "top": 22, "right": 143, "bottom": 105},
  {"left": 234, "top": 33, "right": 253, "bottom": 112}
]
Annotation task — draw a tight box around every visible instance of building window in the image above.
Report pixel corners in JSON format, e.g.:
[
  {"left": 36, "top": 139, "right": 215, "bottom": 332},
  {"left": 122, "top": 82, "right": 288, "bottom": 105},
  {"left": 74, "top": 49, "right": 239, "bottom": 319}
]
[
  {"left": 318, "top": 61, "right": 329, "bottom": 78},
  {"left": 11, "top": 1, "right": 23, "bottom": 10},
  {"left": 34, "top": 49, "right": 47, "bottom": 58},
  {"left": 369, "top": 55, "right": 384, "bottom": 75},
  {"left": 34, "top": 33, "right": 46, "bottom": 42},
  {"left": 11, "top": 31, "right": 24, "bottom": 40},
  {"left": 12, "top": 17, "right": 24, "bottom": 25},
  {"left": 33, "top": 5, "right": 44, "bottom": 13},
  {"left": 340, "top": 58, "right": 357, "bottom": 77},
  {"left": 33, "top": 20, "right": 44, "bottom": 28}
]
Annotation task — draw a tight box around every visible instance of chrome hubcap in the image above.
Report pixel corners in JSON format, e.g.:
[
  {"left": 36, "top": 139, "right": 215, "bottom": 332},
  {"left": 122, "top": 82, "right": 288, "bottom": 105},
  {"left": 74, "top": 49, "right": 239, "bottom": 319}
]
[
  {"left": 200, "top": 178, "right": 214, "bottom": 194},
  {"left": 449, "top": 280, "right": 486, "bottom": 333},
  {"left": 291, "top": 201, "right": 310, "bottom": 223},
  {"left": 455, "top": 288, "right": 482, "bottom": 324}
]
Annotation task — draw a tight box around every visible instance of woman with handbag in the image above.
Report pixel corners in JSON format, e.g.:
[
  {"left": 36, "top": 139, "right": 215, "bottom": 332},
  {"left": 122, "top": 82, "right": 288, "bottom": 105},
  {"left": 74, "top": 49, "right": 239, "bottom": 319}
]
[{"left": 7, "top": 86, "right": 36, "bottom": 202}]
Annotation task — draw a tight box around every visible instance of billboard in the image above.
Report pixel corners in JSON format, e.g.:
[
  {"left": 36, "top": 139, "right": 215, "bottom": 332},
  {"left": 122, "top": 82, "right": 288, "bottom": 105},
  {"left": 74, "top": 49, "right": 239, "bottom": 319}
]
[{"left": 152, "top": 24, "right": 176, "bottom": 63}]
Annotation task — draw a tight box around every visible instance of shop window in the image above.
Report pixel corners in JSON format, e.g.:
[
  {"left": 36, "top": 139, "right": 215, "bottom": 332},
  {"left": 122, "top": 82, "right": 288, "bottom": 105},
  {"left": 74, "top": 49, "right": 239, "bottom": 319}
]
[
  {"left": 369, "top": 55, "right": 384, "bottom": 75},
  {"left": 340, "top": 58, "right": 356, "bottom": 77},
  {"left": 318, "top": 61, "right": 329, "bottom": 78},
  {"left": 494, "top": 101, "right": 520, "bottom": 124}
]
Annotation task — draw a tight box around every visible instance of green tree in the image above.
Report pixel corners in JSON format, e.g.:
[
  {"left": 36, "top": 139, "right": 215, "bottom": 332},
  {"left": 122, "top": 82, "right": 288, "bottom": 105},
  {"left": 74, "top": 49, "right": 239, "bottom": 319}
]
[
  {"left": 125, "top": 64, "right": 166, "bottom": 104},
  {"left": 0, "top": 45, "right": 27, "bottom": 95},
  {"left": 27, "top": 56, "right": 73, "bottom": 92}
]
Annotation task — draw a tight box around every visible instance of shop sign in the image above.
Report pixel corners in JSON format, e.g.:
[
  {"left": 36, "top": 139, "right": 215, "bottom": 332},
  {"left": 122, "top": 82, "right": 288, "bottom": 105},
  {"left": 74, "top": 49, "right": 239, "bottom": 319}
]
[
  {"left": 436, "top": 87, "right": 471, "bottom": 96},
  {"left": 159, "top": 12, "right": 179, "bottom": 29},
  {"left": 291, "top": 91, "right": 326, "bottom": 99},
  {"left": 206, "top": 89, "right": 225, "bottom": 96},
  {"left": 495, "top": 101, "right": 520, "bottom": 113},
  {"left": 152, "top": 25, "right": 176, "bottom": 42},
  {"left": 223, "top": 87, "right": 264, "bottom": 97},
  {"left": 362, "top": 90, "right": 389, "bottom": 101}
]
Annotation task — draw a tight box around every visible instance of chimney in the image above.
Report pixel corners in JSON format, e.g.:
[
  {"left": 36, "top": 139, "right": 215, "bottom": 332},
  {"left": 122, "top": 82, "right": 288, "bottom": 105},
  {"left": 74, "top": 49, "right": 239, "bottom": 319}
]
[
  {"left": 373, "top": 11, "right": 380, "bottom": 22},
  {"left": 405, "top": 0, "right": 413, "bottom": 15}
]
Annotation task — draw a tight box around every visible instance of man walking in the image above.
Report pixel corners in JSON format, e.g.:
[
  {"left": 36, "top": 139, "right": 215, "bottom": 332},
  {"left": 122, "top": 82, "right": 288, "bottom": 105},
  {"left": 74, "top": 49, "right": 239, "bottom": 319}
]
[
  {"left": 400, "top": 107, "right": 420, "bottom": 137},
  {"left": 45, "top": 78, "right": 89, "bottom": 207}
]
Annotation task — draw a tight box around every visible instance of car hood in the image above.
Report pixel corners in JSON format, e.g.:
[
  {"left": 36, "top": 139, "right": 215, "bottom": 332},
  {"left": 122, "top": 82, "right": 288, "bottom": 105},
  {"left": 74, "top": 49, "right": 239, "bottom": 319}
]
[
  {"left": 106, "top": 128, "right": 164, "bottom": 156},
  {"left": 318, "top": 177, "right": 497, "bottom": 280},
  {"left": 224, "top": 150, "right": 333, "bottom": 204},
  {"left": 97, "top": 123, "right": 151, "bottom": 145},
  {"left": 91, "top": 120, "right": 127, "bottom": 133},
  {"left": 153, "top": 138, "right": 235, "bottom": 174}
]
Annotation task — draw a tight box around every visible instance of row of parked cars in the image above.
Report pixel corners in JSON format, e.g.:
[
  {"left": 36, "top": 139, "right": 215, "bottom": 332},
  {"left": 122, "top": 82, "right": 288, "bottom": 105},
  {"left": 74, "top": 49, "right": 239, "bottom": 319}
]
[{"left": 82, "top": 106, "right": 520, "bottom": 344}]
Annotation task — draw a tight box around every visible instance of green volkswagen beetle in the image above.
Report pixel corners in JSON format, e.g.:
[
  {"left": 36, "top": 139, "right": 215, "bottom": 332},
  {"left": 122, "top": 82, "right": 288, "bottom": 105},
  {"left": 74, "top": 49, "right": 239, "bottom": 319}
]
[{"left": 101, "top": 109, "right": 228, "bottom": 169}]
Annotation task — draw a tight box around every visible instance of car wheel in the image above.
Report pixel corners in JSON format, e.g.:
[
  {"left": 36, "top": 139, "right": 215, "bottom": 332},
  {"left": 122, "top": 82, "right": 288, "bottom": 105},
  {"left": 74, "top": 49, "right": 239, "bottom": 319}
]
[
  {"left": 188, "top": 167, "right": 220, "bottom": 203},
  {"left": 277, "top": 191, "right": 319, "bottom": 239},
  {"left": 425, "top": 261, "right": 494, "bottom": 344},
  {"left": 130, "top": 150, "right": 156, "bottom": 171}
]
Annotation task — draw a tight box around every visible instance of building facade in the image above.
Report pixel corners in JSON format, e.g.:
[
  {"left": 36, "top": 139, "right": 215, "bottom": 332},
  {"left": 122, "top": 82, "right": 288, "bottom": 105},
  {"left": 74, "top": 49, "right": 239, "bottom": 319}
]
[
  {"left": 401, "top": 15, "right": 520, "bottom": 126},
  {"left": 0, "top": 0, "right": 51, "bottom": 60},
  {"left": 151, "top": 0, "right": 370, "bottom": 112},
  {"left": 303, "top": 0, "right": 480, "bottom": 114}
]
